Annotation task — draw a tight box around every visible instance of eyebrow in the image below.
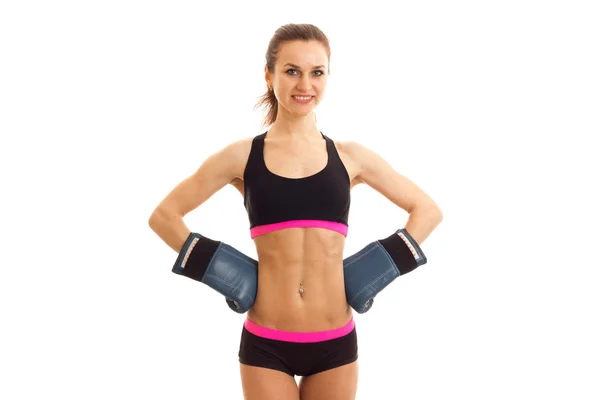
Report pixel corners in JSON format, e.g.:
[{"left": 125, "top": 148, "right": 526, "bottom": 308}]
[{"left": 283, "top": 63, "right": 325, "bottom": 70}]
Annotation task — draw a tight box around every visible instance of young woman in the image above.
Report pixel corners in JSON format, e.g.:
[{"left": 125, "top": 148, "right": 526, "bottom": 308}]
[{"left": 149, "top": 23, "right": 443, "bottom": 400}]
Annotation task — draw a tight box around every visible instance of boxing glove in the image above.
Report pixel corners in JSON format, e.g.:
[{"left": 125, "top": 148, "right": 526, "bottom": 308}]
[
  {"left": 343, "top": 228, "right": 427, "bottom": 313},
  {"left": 172, "top": 232, "right": 258, "bottom": 313}
]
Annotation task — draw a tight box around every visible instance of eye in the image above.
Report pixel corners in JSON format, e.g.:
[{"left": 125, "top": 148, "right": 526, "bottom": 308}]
[{"left": 286, "top": 69, "right": 325, "bottom": 76}]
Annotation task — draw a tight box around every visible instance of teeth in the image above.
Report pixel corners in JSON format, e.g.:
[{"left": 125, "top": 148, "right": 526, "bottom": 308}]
[{"left": 293, "top": 96, "right": 312, "bottom": 101}]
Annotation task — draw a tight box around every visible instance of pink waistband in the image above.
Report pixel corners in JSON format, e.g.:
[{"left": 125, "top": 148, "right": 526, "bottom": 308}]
[
  {"left": 250, "top": 220, "right": 348, "bottom": 238},
  {"left": 244, "top": 318, "right": 355, "bottom": 343}
]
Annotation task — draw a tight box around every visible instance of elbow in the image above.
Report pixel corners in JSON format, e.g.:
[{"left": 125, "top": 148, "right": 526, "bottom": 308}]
[
  {"left": 421, "top": 205, "right": 444, "bottom": 230},
  {"left": 418, "top": 203, "right": 443, "bottom": 221},
  {"left": 427, "top": 201, "right": 443, "bottom": 220},
  {"left": 148, "top": 206, "right": 182, "bottom": 230},
  {"left": 434, "top": 208, "right": 443, "bottom": 222},
  {"left": 148, "top": 208, "right": 166, "bottom": 230},
  {"left": 432, "top": 209, "right": 443, "bottom": 227},
  {"left": 148, "top": 213, "right": 159, "bottom": 232},
  {"left": 148, "top": 214, "right": 156, "bottom": 228}
]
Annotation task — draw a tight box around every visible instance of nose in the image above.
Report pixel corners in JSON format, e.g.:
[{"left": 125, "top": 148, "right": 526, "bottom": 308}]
[{"left": 297, "top": 74, "right": 312, "bottom": 92}]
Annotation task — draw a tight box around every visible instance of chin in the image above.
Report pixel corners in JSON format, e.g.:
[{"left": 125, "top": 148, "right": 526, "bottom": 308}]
[
  {"left": 283, "top": 105, "right": 316, "bottom": 118},
  {"left": 290, "top": 101, "right": 319, "bottom": 113},
  {"left": 291, "top": 109, "right": 315, "bottom": 119}
]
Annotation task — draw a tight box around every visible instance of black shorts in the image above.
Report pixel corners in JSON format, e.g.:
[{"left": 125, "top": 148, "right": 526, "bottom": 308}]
[{"left": 238, "top": 317, "right": 358, "bottom": 377}]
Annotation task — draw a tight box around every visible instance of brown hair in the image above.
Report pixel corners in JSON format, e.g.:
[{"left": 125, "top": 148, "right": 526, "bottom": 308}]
[{"left": 254, "top": 23, "right": 331, "bottom": 129}]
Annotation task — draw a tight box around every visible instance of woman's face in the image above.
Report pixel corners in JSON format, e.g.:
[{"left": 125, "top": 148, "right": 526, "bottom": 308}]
[{"left": 267, "top": 40, "right": 329, "bottom": 119}]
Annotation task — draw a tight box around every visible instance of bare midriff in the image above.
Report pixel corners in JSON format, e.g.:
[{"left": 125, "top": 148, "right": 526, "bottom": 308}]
[{"left": 247, "top": 227, "right": 352, "bottom": 332}]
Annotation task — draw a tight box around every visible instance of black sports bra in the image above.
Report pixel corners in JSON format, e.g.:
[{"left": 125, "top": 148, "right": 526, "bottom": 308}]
[{"left": 243, "top": 131, "right": 351, "bottom": 238}]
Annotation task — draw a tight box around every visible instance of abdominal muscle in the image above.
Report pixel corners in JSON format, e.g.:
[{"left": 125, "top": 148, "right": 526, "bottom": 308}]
[{"left": 246, "top": 227, "right": 353, "bottom": 332}]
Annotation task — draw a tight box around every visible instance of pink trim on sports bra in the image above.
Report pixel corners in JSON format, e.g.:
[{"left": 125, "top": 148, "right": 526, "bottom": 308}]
[
  {"left": 250, "top": 219, "right": 348, "bottom": 238},
  {"left": 244, "top": 318, "right": 355, "bottom": 343}
]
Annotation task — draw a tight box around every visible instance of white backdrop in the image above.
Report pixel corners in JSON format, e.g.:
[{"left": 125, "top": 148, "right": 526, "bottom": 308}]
[{"left": 2, "top": 0, "right": 599, "bottom": 399}]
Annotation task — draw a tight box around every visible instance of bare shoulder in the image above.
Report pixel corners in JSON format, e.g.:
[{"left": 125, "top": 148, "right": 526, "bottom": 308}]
[
  {"left": 328, "top": 139, "right": 363, "bottom": 183},
  {"left": 337, "top": 139, "right": 376, "bottom": 158},
  {"left": 336, "top": 140, "right": 395, "bottom": 176},
  {"left": 192, "top": 136, "right": 253, "bottom": 181},
  {"left": 330, "top": 140, "right": 376, "bottom": 183},
  {"left": 335, "top": 139, "right": 441, "bottom": 213},
  {"left": 332, "top": 139, "right": 372, "bottom": 159},
  {"left": 150, "top": 136, "right": 254, "bottom": 218},
  {"left": 222, "top": 136, "right": 254, "bottom": 179},
  {"left": 225, "top": 136, "right": 254, "bottom": 196}
]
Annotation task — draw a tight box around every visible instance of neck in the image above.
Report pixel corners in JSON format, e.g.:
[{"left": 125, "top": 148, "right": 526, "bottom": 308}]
[{"left": 269, "top": 111, "right": 320, "bottom": 139}]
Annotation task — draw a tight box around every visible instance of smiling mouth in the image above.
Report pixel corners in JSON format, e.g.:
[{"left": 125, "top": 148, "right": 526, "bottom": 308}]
[{"left": 292, "top": 95, "right": 314, "bottom": 103}]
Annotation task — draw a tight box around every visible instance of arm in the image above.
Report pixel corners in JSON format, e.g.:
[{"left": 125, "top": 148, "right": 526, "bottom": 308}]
[
  {"left": 340, "top": 141, "right": 443, "bottom": 313},
  {"left": 345, "top": 141, "right": 443, "bottom": 243},
  {"left": 148, "top": 139, "right": 258, "bottom": 314},
  {"left": 148, "top": 139, "right": 251, "bottom": 252}
]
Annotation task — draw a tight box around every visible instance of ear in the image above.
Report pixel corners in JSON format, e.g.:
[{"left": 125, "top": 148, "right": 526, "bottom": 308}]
[{"left": 264, "top": 65, "right": 271, "bottom": 87}]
